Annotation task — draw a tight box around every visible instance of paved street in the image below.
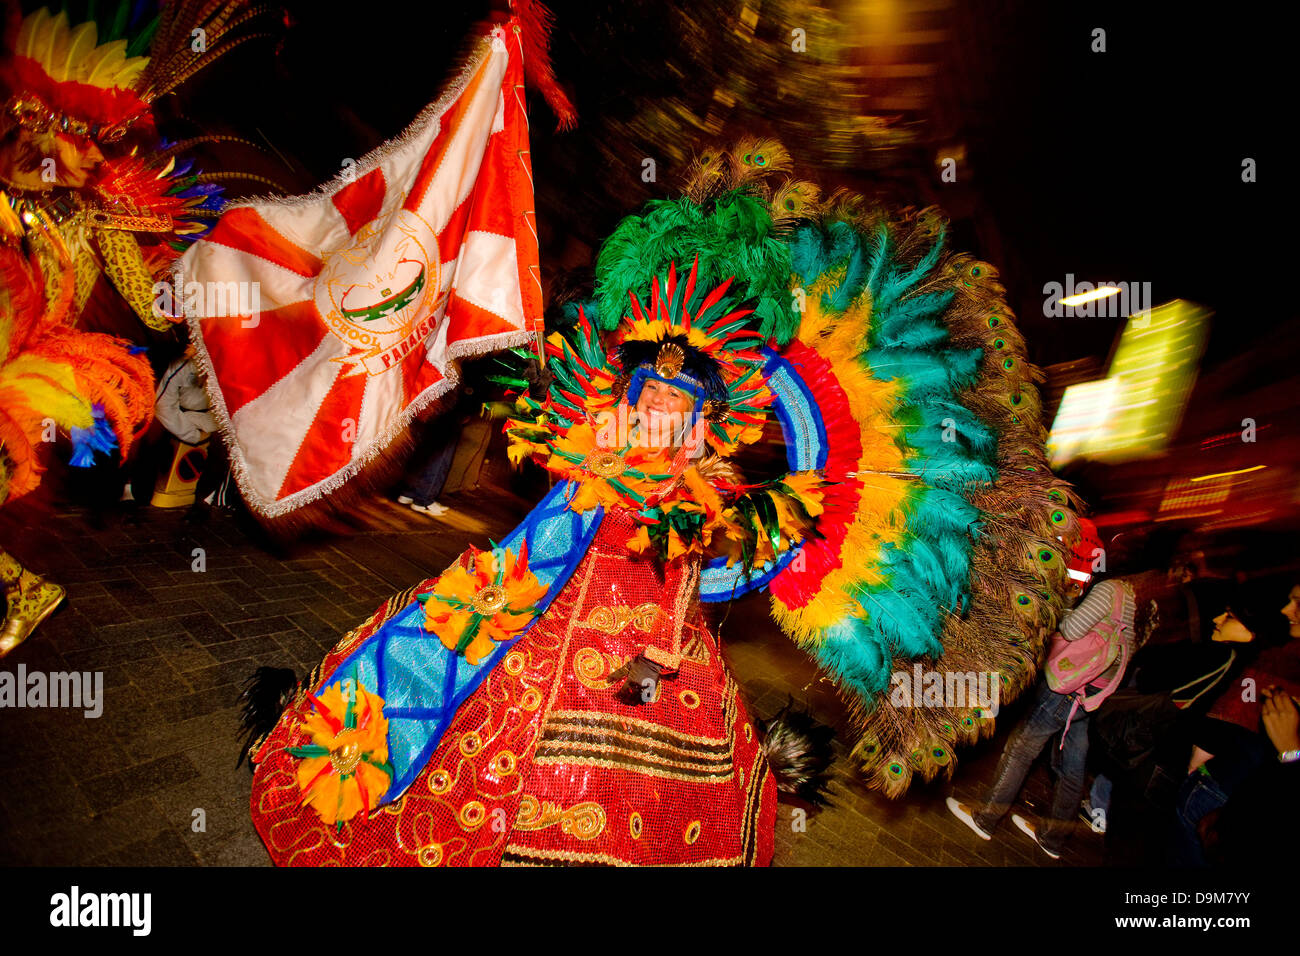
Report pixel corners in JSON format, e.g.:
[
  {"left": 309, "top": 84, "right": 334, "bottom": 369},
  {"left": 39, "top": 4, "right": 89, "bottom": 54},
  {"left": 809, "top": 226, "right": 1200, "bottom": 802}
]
[{"left": 0, "top": 491, "right": 1106, "bottom": 867}]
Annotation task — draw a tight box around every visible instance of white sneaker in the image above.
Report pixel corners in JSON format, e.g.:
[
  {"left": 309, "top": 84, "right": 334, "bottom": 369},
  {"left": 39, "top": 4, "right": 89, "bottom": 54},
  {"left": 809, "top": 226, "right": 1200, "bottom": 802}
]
[
  {"left": 946, "top": 797, "right": 993, "bottom": 841},
  {"left": 409, "top": 501, "right": 449, "bottom": 517},
  {"left": 1011, "top": 812, "right": 1062, "bottom": 860},
  {"left": 397, "top": 495, "right": 414, "bottom": 505}
]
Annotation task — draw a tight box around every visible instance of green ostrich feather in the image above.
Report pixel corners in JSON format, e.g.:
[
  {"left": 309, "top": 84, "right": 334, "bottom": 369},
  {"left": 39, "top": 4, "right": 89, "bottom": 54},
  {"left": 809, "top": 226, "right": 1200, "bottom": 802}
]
[{"left": 594, "top": 192, "right": 797, "bottom": 343}]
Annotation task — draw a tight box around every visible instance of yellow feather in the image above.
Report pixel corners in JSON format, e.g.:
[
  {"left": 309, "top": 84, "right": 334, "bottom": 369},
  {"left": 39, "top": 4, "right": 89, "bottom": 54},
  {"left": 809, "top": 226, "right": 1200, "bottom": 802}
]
[
  {"left": 85, "top": 39, "right": 130, "bottom": 88},
  {"left": 64, "top": 21, "right": 100, "bottom": 82},
  {"left": 111, "top": 57, "right": 149, "bottom": 90},
  {"left": 18, "top": 8, "right": 50, "bottom": 61}
]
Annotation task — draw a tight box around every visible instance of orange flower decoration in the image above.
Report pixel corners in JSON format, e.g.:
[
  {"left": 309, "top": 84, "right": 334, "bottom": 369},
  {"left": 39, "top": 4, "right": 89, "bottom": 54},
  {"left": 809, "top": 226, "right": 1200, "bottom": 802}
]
[
  {"left": 420, "top": 544, "right": 548, "bottom": 665},
  {"left": 545, "top": 422, "right": 673, "bottom": 513},
  {"left": 288, "top": 681, "right": 392, "bottom": 827}
]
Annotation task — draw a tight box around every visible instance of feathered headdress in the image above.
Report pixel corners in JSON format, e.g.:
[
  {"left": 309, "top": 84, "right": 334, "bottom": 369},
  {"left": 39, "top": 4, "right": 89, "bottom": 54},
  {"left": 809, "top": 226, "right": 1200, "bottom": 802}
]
[{"left": 611, "top": 259, "right": 772, "bottom": 452}]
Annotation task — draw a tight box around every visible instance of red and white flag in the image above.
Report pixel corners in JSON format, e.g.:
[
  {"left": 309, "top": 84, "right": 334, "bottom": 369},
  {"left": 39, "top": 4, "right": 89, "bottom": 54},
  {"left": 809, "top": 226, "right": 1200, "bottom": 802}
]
[{"left": 180, "top": 20, "right": 541, "bottom": 516}]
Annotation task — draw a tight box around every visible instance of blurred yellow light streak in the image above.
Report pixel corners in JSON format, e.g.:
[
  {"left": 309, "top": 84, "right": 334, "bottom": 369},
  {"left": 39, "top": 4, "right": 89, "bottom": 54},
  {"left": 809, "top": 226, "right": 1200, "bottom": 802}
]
[
  {"left": 1188, "top": 466, "right": 1266, "bottom": 483},
  {"left": 1060, "top": 287, "right": 1123, "bottom": 307}
]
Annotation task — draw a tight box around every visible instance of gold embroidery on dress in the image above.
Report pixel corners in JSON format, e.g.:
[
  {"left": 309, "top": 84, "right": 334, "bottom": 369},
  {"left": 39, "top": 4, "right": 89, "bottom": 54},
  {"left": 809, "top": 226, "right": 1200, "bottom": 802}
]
[
  {"left": 684, "top": 820, "right": 702, "bottom": 845},
  {"left": 679, "top": 689, "right": 701, "bottom": 709},
  {"left": 578, "top": 602, "right": 661, "bottom": 636},
  {"left": 417, "top": 843, "right": 444, "bottom": 867},
  {"left": 459, "top": 731, "right": 484, "bottom": 757},
  {"left": 514, "top": 794, "right": 606, "bottom": 841},
  {"left": 629, "top": 811, "right": 643, "bottom": 839},
  {"left": 429, "top": 769, "right": 453, "bottom": 794},
  {"left": 573, "top": 646, "right": 627, "bottom": 689},
  {"left": 679, "top": 629, "right": 712, "bottom": 665},
  {"left": 499, "top": 845, "right": 745, "bottom": 867},
  {"left": 493, "top": 750, "right": 518, "bottom": 777},
  {"left": 459, "top": 801, "right": 487, "bottom": 830},
  {"left": 520, "top": 687, "right": 543, "bottom": 711}
]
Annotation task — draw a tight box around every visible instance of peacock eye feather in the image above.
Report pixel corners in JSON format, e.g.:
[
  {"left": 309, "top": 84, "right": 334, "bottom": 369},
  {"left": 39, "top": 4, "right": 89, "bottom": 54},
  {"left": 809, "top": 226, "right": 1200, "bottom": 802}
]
[
  {"left": 1002, "top": 357, "right": 1015, "bottom": 370},
  {"left": 1038, "top": 548, "right": 1055, "bottom": 563},
  {"left": 1051, "top": 510, "right": 1066, "bottom": 524},
  {"left": 784, "top": 198, "right": 796, "bottom": 210},
  {"left": 993, "top": 338, "right": 1006, "bottom": 350},
  {"left": 1016, "top": 594, "right": 1031, "bottom": 606},
  {"left": 1010, "top": 393, "right": 1022, "bottom": 406},
  {"left": 971, "top": 266, "right": 981, "bottom": 276},
  {"left": 987, "top": 315, "right": 1001, "bottom": 328},
  {"left": 755, "top": 153, "right": 767, "bottom": 166},
  {"left": 742, "top": 153, "right": 752, "bottom": 164}
]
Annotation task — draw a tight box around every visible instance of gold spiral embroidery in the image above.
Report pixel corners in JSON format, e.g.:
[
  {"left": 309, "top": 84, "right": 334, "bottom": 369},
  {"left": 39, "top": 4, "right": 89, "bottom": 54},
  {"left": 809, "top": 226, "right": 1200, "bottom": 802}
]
[
  {"left": 417, "top": 843, "right": 444, "bottom": 866},
  {"left": 629, "top": 811, "right": 643, "bottom": 840},
  {"left": 459, "top": 731, "right": 484, "bottom": 757},
  {"left": 514, "top": 794, "right": 606, "bottom": 841},
  {"left": 504, "top": 651, "right": 526, "bottom": 676},
  {"left": 684, "top": 820, "right": 702, "bottom": 845},
  {"left": 679, "top": 689, "right": 701, "bottom": 709},
  {"left": 520, "top": 687, "right": 543, "bottom": 711},
  {"left": 578, "top": 602, "right": 661, "bottom": 636},
  {"left": 574, "top": 647, "right": 627, "bottom": 689}
]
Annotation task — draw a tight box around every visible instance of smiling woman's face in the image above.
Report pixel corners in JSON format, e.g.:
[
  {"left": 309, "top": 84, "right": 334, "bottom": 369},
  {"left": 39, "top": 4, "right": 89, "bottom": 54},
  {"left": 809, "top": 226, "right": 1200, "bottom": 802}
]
[{"left": 634, "top": 378, "right": 694, "bottom": 448}]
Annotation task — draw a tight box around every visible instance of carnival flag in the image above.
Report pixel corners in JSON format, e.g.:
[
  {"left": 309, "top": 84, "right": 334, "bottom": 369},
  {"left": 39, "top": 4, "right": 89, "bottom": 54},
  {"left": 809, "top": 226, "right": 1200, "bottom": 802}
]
[{"left": 179, "top": 21, "right": 541, "bottom": 516}]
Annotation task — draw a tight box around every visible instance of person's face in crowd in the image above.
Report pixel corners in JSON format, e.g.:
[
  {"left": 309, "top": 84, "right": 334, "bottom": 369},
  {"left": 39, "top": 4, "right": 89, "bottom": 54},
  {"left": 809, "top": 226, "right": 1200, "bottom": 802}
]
[
  {"left": 635, "top": 378, "right": 694, "bottom": 448},
  {"left": 1281, "top": 584, "right": 1300, "bottom": 639},
  {"left": 1211, "top": 609, "right": 1255, "bottom": 643}
]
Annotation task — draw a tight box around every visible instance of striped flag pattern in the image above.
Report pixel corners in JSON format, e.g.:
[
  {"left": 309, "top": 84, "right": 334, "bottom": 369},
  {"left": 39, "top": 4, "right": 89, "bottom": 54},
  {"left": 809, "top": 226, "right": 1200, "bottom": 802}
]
[{"left": 181, "top": 21, "right": 540, "bottom": 516}]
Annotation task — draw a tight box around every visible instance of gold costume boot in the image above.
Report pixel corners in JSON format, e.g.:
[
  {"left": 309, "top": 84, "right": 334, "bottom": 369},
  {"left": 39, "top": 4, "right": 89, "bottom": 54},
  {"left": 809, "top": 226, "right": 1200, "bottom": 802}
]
[{"left": 0, "top": 549, "right": 66, "bottom": 657}]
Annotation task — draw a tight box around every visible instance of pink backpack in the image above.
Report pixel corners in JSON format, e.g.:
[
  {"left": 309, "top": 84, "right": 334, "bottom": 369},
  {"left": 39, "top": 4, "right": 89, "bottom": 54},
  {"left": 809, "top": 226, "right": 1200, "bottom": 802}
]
[{"left": 1044, "top": 580, "right": 1132, "bottom": 743}]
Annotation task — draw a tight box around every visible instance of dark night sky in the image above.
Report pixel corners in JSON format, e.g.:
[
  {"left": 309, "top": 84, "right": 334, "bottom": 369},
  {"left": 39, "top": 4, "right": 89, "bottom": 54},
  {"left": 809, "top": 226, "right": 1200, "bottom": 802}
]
[{"left": 177, "top": 0, "right": 1291, "bottom": 374}]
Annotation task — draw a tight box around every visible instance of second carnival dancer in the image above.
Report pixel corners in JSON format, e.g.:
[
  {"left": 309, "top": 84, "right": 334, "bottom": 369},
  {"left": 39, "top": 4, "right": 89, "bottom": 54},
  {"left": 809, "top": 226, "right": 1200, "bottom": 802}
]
[{"left": 238, "top": 135, "right": 1084, "bottom": 865}]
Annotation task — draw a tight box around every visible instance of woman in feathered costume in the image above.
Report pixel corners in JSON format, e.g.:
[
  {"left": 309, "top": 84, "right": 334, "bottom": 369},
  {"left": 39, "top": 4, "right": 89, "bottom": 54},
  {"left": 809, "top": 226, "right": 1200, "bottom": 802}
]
[
  {"left": 0, "top": 0, "right": 270, "bottom": 654},
  {"left": 244, "top": 140, "right": 1084, "bottom": 865}
]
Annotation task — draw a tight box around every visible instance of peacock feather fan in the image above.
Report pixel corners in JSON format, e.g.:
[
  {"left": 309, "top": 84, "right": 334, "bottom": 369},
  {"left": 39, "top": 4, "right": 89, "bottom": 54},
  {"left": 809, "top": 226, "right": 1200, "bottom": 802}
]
[{"left": 672, "top": 143, "right": 1080, "bottom": 797}]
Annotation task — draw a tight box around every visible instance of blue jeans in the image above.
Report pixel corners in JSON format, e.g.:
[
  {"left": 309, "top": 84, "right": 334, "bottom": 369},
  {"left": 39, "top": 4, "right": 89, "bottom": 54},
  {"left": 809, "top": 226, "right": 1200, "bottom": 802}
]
[
  {"left": 1172, "top": 768, "right": 1229, "bottom": 866},
  {"left": 974, "top": 680, "right": 1090, "bottom": 854},
  {"left": 1089, "top": 773, "right": 1112, "bottom": 815},
  {"left": 399, "top": 424, "right": 458, "bottom": 505}
]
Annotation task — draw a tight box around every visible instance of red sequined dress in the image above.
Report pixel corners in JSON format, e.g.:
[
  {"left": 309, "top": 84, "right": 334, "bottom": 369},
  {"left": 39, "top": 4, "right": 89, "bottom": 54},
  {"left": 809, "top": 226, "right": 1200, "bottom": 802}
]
[{"left": 250, "top": 507, "right": 777, "bottom": 865}]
